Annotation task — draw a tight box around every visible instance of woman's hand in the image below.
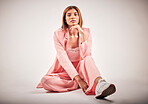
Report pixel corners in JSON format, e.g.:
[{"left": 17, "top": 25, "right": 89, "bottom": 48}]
[
  {"left": 74, "top": 75, "right": 89, "bottom": 93},
  {"left": 69, "top": 25, "right": 83, "bottom": 34},
  {"left": 78, "top": 79, "right": 89, "bottom": 93},
  {"left": 69, "top": 25, "right": 86, "bottom": 43}
]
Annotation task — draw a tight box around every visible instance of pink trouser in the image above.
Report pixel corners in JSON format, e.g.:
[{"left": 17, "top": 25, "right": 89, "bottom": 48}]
[{"left": 41, "top": 56, "right": 101, "bottom": 95}]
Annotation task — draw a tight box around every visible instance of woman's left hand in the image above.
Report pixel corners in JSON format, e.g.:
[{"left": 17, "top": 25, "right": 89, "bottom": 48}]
[
  {"left": 69, "top": 25, "right": 86, "bottom": 42},
  {"left": 69, "top": 25, "right": 83, "bottom": 35}
]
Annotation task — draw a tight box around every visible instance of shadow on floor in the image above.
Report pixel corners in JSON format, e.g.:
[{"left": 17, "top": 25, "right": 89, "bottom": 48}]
[{"left": 94, "top": 98, "right": 115, "bottom": 104}]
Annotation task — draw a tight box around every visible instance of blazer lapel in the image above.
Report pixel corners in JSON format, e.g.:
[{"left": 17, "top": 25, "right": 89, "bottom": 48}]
[{"left": 63, "top": 30, "right": 69, "bottom": 50}]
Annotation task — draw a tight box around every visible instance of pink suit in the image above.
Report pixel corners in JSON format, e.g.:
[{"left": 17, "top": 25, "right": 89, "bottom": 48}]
[{"left": 36, "top": 27, "right": 101, "bottom": 95}]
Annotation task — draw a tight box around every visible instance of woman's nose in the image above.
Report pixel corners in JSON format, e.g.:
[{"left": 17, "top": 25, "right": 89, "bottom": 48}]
[{"left": 71, "top": 14, "right": 75, "bottom": 18}]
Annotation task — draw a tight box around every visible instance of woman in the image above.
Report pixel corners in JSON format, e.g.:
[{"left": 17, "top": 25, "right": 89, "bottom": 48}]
[{"left": 36, "top": 5, "right": 116, "bottom": 99}]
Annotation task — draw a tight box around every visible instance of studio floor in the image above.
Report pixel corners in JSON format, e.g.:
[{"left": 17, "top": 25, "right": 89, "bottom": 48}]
[{"left": 0, "top": 78, "right": 148, "bottom": 104}]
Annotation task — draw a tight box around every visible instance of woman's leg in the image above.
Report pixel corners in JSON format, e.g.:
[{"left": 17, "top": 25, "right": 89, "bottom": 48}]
[
  {"left": 94, "top": 76, "right": 102, "bottom": 84},
  {"left": 41, "top": 61, "right": 80, "bottom": 92},
  {"left": 78, "top": 56, "right": 102, "bottom": 95},
  {"left": 78, "top": 56, "right": 116, "bottom": 97},
  {"left": 41, "top": 74, "right": 78, "bottom": 92}
]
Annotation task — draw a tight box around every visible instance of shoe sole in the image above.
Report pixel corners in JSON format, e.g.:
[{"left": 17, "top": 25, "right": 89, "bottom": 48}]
[{"left": 95, "top": 84, "right": 116, "bottom": 99}]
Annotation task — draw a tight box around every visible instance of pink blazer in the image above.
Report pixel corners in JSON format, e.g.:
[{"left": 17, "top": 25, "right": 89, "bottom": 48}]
[{"left": 37, "top": 27, "right": 92, "bottom": 88}]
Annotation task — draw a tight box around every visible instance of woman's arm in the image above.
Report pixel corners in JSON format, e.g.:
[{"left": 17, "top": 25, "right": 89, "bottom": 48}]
[
  {"left": 53, "top": 30, "right": 79, "bottom": 80},
  {"left": 79, "top": 28, "right": 92, "bottom": 58},
  {"left": 70, "top": 26, "right": 92, "bottom": 59}
]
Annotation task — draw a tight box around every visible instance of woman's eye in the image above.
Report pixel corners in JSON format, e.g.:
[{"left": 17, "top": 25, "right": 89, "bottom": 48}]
[
  {"left": 68, "top": 14, "right": 71, "bottom": 17},
  {"left": 74, "top": 13, "right": 77, "bottom": 16}
]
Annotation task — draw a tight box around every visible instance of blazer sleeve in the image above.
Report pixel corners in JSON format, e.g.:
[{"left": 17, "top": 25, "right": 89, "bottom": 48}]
[
  {"left": 53, "top": 30, "right": 78, "bottom": 80},
  {"left": 79, "top": 28, "right": 92, "bottom": 59}
]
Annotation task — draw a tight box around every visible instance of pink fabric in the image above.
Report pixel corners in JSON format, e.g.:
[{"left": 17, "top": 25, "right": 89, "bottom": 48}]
[
  {"left": 36, "top": 27, "right": 101, "bottom": 95},
  {"left": 66, "top": 47, "right": 80, "bottom": 62}
]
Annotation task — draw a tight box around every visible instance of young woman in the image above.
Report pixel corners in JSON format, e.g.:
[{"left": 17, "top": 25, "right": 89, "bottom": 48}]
[{"left": 36, "top": 5, "right": 116, "bottom": 99}]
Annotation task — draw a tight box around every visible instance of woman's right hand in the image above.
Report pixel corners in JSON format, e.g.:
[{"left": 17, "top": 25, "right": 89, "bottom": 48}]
[
  {"left": 77, "top": 79, "right": 89, "bottom": 93},
  {"left": 74, "top": 75, "right": 89, "bottom": 93}
]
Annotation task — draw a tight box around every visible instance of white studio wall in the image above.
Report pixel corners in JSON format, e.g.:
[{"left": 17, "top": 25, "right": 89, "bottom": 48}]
[{"left": 0, "top": 0, "right": 148, "bottom": 86}]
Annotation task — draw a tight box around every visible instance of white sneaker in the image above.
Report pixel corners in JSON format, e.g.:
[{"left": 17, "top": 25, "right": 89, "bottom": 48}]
[{"left": 95, "top": 79, "right": 116, "bottom": 99}]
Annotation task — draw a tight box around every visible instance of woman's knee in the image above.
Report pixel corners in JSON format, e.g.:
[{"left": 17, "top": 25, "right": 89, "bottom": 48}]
[
  {"left": 41, "top": 76, "right": 53, "bottom": 90},
  {"left": 41, "top": 76, "right": 51, "bottom": 85}
]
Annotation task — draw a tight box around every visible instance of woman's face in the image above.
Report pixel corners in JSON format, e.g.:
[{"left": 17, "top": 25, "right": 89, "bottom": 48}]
[{"left": 65, "top": 8, "right": 79, "bottom": 28}]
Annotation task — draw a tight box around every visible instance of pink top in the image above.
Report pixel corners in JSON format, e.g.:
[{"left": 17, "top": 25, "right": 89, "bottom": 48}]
[{"left": 66, "top": 47, "right": 80, "bottom": 62}]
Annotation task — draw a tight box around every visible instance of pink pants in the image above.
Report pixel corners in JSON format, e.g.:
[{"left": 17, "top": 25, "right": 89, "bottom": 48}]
[{"left": 40, "top": 56, "right": 101, "bottom": 95}]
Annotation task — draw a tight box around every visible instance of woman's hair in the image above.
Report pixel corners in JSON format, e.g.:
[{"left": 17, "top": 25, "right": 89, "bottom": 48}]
[{"left": 61, "top": 6, "right": 83, "bottom": 31}]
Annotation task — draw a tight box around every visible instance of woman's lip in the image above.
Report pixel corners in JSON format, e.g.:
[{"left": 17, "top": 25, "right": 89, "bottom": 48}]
[{"left": 71, "top": 20, "right": 76, "bottom": 23}]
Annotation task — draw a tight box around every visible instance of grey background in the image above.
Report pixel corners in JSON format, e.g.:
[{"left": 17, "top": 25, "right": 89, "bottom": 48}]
[{"left": 0, "top": 0, "right": 148, "bottom": 104}]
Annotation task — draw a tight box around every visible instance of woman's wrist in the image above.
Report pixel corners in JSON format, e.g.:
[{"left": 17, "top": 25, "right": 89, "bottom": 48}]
[
  {"left": 78, "top": 27, "right": 85, "bottom": 42},
  {"left": 74, "top": 75, "right": 83, "bottom": 82},
  {"left": 80, "top": 32, "right": 86, "bottom": 43}
]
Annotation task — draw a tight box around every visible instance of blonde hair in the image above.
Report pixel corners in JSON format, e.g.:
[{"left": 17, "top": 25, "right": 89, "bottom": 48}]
[{"left": 61, "top": 6, "right": 83, "bottom": 31}]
